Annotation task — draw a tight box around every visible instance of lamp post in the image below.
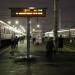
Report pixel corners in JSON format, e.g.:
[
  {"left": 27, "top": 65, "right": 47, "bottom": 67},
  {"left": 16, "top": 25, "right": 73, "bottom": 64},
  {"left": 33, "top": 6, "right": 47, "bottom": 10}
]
[
  {"left": 27, "top": 17, "right": 31, "bottom": 59},
  {"left": 53, "top": 0, "right": 59, "bottom": 51},
  {"left": 15, "top": 20, "right": 19, "bottom": 25},
  {"left": 0, "top": 24, "right": 1, "bottom": 48}
]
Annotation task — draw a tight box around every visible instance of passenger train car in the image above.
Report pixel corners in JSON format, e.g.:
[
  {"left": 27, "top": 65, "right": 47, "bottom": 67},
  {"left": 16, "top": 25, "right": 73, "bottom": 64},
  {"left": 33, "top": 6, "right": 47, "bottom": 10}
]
[
  {"left": 44, "top": 29, "right": 75, "bottom": 46},
  {"left": 0, "top": 20, "right": 25, "bottom": 39},
  {"left": 44, "top": 29, "right": 75, "bottom": 38},
  {"left": 0, "top": 20, "right": 25, "bottom": 48}
]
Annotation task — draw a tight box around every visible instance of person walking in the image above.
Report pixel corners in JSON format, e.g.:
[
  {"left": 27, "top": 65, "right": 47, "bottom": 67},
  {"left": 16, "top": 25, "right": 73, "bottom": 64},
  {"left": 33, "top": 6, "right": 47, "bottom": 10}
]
[
  {"left": 46, "top": 38, "right": 54, "bottom": 59},
  {"left": 58, "top": 35, "right": 64, "bottom": 52}
]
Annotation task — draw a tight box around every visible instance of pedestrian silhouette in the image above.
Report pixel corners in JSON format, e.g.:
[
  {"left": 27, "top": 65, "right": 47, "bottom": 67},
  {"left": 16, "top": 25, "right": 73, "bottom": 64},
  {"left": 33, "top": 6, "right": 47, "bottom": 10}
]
[
  {"left": 32, "top": 37, "right": 36, "bottom": 45},
  {"left": 10, "top": 36, "right": 17, "bottom": 56},
  {"left": 58, "top": 35, "right": 64, "bottom": 52},
  {"left": 15, "top": 36, "right": 19, "bottom": 48},
  {"left": 46, "top": 38, "right": 54, "bottom": 59}
]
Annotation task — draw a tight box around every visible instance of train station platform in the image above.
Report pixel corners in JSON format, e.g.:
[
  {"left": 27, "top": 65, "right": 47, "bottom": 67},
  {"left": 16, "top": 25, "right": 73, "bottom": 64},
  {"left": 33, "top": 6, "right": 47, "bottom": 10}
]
[{"left": 0, "top": 40, "right": 75, "bottom": 75}]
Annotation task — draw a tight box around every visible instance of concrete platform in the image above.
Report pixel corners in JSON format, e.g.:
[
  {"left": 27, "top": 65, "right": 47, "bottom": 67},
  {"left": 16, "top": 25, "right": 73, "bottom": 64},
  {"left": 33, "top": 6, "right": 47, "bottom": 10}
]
[{"left": 0, "top": 41, "right": 75, "bottom": 75}]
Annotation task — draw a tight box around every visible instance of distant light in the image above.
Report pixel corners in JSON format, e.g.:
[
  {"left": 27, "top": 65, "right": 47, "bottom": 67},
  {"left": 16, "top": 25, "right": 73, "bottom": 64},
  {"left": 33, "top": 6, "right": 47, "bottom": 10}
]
[
  {"left": 28, "top": 7, "right": 35, "bottom": 9},
  {"left": 15, "top": 20, "right": 19, "bottom": 24},
  {"left": 32, "top": 28, "right": 35, "bottom": 32},
  {"left": 37, "top": 24, "right": 40, "bottom": 28},
  {"left": 38, "top": 9, "right": 43, "bottom": 12},
  {"left": 16, "top": 12, "right": 43, "bottom": 15},
  {"left": 7, "top": 21, "right": 11, "bottom": 24},
  {"left": 29, "top": 20, "right": 31, "bottom": 24}
]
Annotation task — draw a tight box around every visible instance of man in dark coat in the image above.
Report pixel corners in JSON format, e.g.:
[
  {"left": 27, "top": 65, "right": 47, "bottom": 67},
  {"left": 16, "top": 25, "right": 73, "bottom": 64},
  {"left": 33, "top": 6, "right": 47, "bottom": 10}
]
[
  {"left": 46, "top": 38, "right": 54, "bottom": 59},
  {"left": 58, "top": 35, "right": 64, "bottom": 52}
]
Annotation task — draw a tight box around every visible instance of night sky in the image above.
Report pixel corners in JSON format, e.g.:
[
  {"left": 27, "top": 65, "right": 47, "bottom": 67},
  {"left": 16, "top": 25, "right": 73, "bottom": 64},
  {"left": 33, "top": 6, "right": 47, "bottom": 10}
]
[{"left": 0, "top": 0, "right": 75, "bottom": 32}]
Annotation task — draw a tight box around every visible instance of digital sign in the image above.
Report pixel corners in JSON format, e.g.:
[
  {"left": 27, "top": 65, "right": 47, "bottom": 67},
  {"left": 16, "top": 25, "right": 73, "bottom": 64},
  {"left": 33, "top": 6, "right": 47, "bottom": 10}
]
[{"left": 10, "top": 8, "right": 46, "bottom": 17}]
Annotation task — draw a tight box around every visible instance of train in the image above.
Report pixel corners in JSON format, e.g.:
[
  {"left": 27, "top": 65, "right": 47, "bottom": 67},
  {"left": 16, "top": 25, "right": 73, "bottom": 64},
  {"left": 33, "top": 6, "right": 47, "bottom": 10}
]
[
  {"left": 0, "top": 20, "right": 25, "bottom": 48},
  {"left": 44, "top": 29, "right": 75, "bottom": 46},
  {"left": 44, "top": 28, "right": 75, "bottom": 38},
  {"left": 0, "top": 20, "right": 25, "bottom": 39}
]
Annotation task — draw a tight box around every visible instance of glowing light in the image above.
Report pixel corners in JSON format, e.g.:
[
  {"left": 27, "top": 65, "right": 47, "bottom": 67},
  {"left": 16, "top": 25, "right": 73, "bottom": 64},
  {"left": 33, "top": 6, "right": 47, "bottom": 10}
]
[
  {"left": 33, "top": 13, "right": 38, "bottom": 14},
  {"left": 15, "top": 20, "right": 19, "bottom": 24},
  {"left": 37, "top": 24, "right": 40, "bottom": 28},
  {"left": 37, "top": 13, "right": 43, "bottom": 15},
  {"left": 32, "top": 28, "right": 35, "bottom": 32},
  {"left": 38, "top": 9, "right": 43, "bottom": 11},
  {"left": 16, "top": 12, "right": 43, "bottom": 15},
  {"left": 28, "top": 7, "right": 35, "bottom": 9},
  {"left": 7, "top": 21, "right": 11, "bottom": 24},
  {"left": 24, "top": 9, "right": 30, "bottom": 12},
  {"left": 34, "top": 10, "right": 37, "bottom": 12}
]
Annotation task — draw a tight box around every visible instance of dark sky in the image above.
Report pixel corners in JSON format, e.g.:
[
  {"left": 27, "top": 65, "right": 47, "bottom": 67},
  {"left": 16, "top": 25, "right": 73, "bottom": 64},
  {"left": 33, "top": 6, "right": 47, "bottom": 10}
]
[{"left": 0, "top": 0, "right": 75, "bottom": 32}]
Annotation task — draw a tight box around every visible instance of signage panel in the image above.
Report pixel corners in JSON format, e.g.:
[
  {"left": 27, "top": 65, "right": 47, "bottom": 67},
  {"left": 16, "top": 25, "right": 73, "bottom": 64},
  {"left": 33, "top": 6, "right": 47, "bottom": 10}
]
[{"left": 10, "top": 8, "right": 46, "bottom": 17}]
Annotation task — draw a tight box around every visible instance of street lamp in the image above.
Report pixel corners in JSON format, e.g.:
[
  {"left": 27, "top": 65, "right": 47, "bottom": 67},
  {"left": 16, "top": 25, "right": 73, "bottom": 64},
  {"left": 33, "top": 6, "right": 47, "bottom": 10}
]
[
  {"left": 53, "top": 0, "right": 59, "bottom": 51},
  {"left": 15, "top": 20, "right": 19, "bottom": 25},
  {"left": 37, "top": 24, "right": 40, "bottom": 28}
]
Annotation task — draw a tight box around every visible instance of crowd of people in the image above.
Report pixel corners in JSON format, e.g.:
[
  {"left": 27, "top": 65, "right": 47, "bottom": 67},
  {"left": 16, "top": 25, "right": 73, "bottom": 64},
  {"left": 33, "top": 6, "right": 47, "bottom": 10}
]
[
  {"left": 32, "top": 35, "right": 64, "bottom": 60},
  {"left": 9, "top": 34, "right": 64, "bottom": 59}
]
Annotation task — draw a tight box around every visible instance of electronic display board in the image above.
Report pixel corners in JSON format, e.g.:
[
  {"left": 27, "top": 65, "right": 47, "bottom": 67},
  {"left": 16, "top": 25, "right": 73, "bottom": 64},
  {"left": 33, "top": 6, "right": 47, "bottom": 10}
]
[{"left": 10, "top": 8, "right": 46, "bottom": 17}]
